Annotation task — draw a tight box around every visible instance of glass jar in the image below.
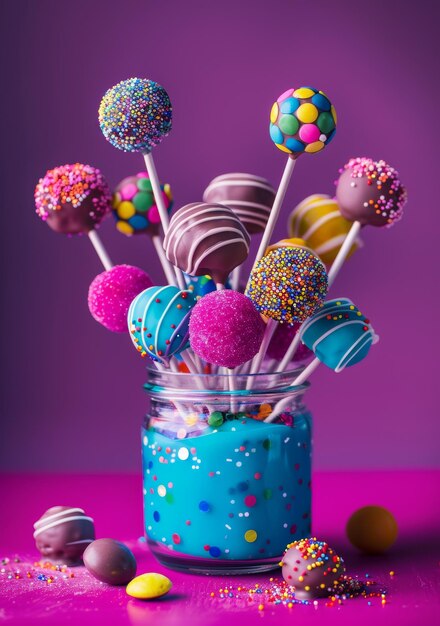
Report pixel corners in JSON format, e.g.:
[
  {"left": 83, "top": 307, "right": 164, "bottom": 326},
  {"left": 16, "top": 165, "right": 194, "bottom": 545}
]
[{"left": 141, "top": 367, "right": 312, "bottom": 575}]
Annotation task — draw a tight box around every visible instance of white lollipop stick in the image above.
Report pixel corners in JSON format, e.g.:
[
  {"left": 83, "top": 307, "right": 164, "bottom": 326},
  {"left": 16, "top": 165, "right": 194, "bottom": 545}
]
[
  {"left": 264, "top": 358, "right": 320, "bottom": 423},
  {"left": 142, "top": 151, "right": 186, "bottom": 290},
  {"left": 152, "top": 235, "right": 178, "bottom": 286},
  {"left": 278, "top": 331, "right": 302, "bottom": 372},
  {"left": 231, "top": 266, "right": 241, "bottom": 291},
  {"left": 87, "top": 230, "right": 113, "bottom": 270},
  {"left": 251, "top": 157, "right": 297, "bottom": 269},
  {"left": 327, "top": 221, "right": 362, "bottom": 287},
  {"left": 245, "top": 319, "right": 277, "bottom": 389},
  {"left": 228, "top": 371, "right": 238, "bottom": 413}
]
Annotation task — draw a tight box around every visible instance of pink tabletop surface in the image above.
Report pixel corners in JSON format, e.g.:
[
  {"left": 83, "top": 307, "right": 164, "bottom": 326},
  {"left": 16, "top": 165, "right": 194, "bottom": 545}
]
[{"left": 1, "top": 471, "right": 439, "bottom": 626}]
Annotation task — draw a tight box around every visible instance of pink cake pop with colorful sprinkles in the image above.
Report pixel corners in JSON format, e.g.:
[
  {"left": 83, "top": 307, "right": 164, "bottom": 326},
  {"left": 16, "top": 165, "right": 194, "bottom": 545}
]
[
  {"left": 189, "top": 290, "right": 265, "bottom": 368},
  {"left": 88, "top": 265, "right": 153, "bottom": 333},
  {"left": 35, "top": 163, "right": 112, "bottom": 235}
]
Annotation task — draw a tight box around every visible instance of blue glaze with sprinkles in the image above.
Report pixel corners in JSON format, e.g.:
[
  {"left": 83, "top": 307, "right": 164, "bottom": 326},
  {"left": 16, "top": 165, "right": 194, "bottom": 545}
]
[{"left": 142, "top": 416, "right": 312, "bottom": 561}]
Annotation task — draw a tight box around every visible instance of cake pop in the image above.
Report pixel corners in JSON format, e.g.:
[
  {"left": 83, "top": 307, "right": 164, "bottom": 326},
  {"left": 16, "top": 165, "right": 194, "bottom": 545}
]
[
  {"left": 88, "top": 265, "right": 153, "bottom": 333},
  {"left": 185, "top": 274, "right": 217, "bottom": 299},
  {"left": 189, "top": 290, "right": 265, "bottom": 368},
  {"left": 281, "top": 538, "right": 345, "bottom": 599},
  {"left": 289, "top": 194, "right": 361, "bottom": 266},
  {"left": 98, "top": 78, "right": 172, "bottom": 154},
  {"left": 252, "top": 86, "right": 337, "bottom": 273},
  {"left": 346, "top": 506, "right": 398, "bottom": 555},
  {"left": 336, "top": 158, "right": 406, "bottom": 227},
  {"left": 33, "top": 506, "right": 95, "bottom": 565},
  {"left": 164, "top": 203, "right": 250, "bottom": 287},
  {"left": 35, "top": 163, "right": 113, "bottom": 269},
  {"left": 203, "top": 173, "right": 275, "bottom": 235},
  {"left": 300, "top": 298, "right": 377, "bottom": 372},
  {"left": 246, "top": 247, "right": 328, "bottom": 324},
  {"left": 266, "top": 322, "right": 313, "bottom": 364},
  {"left": 128, "top": 285, "right": 197, "bottom": 365},
  {"left": 328, "top": 158, "right": 407, "bottom": 286},
  {"left": 112, "top": 172, "right": 172, "bottom": 236}
]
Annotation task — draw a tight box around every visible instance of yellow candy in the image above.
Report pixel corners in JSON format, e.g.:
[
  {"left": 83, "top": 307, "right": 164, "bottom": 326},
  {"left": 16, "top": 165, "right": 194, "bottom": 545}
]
[
  {"left": 288, "top": 194, "right": 361, "bottom": 266},
  {"left": 270, "top": 102, "right": 279, "bottom": 124},
  {"left": 293, "top": 87, "right": 315, "bottom": 99},
  {"left": 126, "top": 573, "right": 172, "bottom": 599},
  {"left": 296, "top": 103, "right": 318, "bottom": 123},
  {"left": 275, "top": 142, "right": 292, "bottom": 154},
  {"left": 305, "top": 141, "right": 324, "bottom": 153},
  {"left": 116, "top": 221, "right": 134, "bottom": 235},
  {"left": 117, "top": 200, "right": 136, "bottom": 219}
]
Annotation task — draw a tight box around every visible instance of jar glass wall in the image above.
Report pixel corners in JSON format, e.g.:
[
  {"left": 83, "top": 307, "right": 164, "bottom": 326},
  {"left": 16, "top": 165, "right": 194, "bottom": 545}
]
[{"left": 142, "top": 367, "right": 312, "bottom": 575}]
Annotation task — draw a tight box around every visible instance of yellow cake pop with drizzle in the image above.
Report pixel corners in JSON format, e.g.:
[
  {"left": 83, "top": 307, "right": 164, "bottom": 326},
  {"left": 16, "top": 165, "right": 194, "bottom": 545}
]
[{"left": 288, "top": 194, "right": 362, "bottom": 266}]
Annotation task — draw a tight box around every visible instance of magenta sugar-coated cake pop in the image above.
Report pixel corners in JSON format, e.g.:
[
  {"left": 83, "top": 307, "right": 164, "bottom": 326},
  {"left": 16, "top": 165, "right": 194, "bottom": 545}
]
[
  {"left": 335, "top": 157, "right": 407, "bottom": 227},
  {"left": 35, "top": 163, "right": 112, "bottom": 235},
  {"left": 267, "top": 322, "right": 313, "bottom": 364},
  {"left": 164, "top": 202, "right": 250, "bottom": 286},
  {"left": 189, "top": 290, "right": 265, "bottom": 368},
  {"left": 112, "top": 172, "right": 173, "bottom": 236},
  {"left": 88, "top": 265, "right": 153, "bottom": 333}
]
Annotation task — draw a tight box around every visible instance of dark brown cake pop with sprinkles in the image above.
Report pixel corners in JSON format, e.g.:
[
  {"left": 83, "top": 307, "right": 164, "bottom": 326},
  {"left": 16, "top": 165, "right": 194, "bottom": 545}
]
[
  {"left": 33, "top": 506, "right": 95, "bottom": 565},
  {"left": 335, "top": 157, "right": 407, "bottom": 227},
  {"left": 281, "top": 537, "right": 345, "bottom": 599}
]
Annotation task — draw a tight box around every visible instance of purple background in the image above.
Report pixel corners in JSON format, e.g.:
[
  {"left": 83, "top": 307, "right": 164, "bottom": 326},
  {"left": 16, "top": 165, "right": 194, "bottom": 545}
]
[{"left": 1, "top": 0, "right": 437, "bottom": 472}]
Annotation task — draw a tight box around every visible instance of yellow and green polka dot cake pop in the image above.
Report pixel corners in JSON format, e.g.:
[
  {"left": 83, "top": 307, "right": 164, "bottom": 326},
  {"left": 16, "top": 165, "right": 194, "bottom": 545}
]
[
  {"left": 270, "top": 87, "right": 337, "bottom": 158},
  {"left": 112, "top": 172, "right": 173, "bottom": 236},
  {"left": 288, "top": 194, "right": 362, "bottom": 266}
]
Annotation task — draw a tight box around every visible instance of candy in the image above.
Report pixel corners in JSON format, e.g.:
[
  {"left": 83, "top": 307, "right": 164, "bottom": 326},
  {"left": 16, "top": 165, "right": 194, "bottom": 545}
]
[
  {"left": 281, "top": 538, "right": 345, "bottom": 599},
  {"left": 88, "top": 265, "right": 153, "bottom": 333},
  {"left": 189, "top": 290, "right": 265, "bottom": 368},
  {"left": 33, "top": 506, "right": 95, "bottom": 565},
  {"left": 126, "top": 572, "right": 172, "bottom": 599},
  {"left": 266, "top": 322, "right": 313, "bottom": 364},
  {"left": 300, "top": 298, "right": 377, "bottom": 371},
  {"left": 288, "top": 194, "right": 362, "bottom": 265},
  {"left": 35, "top": 163, "right": 111, "bottom": 235},
  {"left": 128, "top": 286, "right": 197, "bottom": 364},
  {"left": 246, "top": 247, "right": 328, "bottom": 324},
  {"left": 98, "top": 78, "right": 172, "bottom": 153},
  {"left": 346, "top": 506, "right": 398, "bottom": 554},
  {"left": 112, "top": 172, "right": 173, "bottom": 236},
  {"left": 270, "top": 87, "right": 336, "bottom": 158},
  {"left": 203, "top": 173, "right": 276, "bottom": 234},
  {"left": 335, "top": 158, "right": 407, "bottom": 227},
  {"left": 164, "top": 203, "right": 250, "bottom": 286},
  {"left": 83, "top": 539, "right": 136, "bottom": 585}
]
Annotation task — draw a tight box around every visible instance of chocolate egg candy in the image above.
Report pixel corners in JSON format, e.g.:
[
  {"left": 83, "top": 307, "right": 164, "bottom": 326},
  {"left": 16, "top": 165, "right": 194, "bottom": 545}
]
[
  {"left": 346, "top": 506, "right": 398, "bottom": 554},
  {"left": 83, "top": 538, "right": 137, "bottom": 585},
  {"left": 33, "top": 506, "right": 95, "bottom": 565},
  {"left": 281, "top": 537, "right": 345, "bottom": 599}
]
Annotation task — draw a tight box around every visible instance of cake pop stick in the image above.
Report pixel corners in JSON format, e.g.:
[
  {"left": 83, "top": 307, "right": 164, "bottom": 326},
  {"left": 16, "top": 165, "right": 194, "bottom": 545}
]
[
  {"left": 35, "top": 163, "right": 113, "bottom": 270},
  {"left": 98, "top": 77, "right": 186, "bottom": 289},
  {"left": 266, "top": 299, "right": 377, "bottom": 422},
  {"left": 164, "top": 203, "right": 250, "bottom": 289},
  {"left": 251, "top": 87, "right": 337, "bottom": 271},
  {"left": 112, "top": 172, "right": 177, "bottom": 285},
  {"left": 328, "top": 158, "right": 407, "bottom": 287}
]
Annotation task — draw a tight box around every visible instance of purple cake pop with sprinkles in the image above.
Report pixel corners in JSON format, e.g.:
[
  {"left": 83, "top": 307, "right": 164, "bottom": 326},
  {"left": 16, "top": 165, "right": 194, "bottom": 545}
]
[
  {"left": 88, "top": 265, "right": 153, "bottom": 333},
  {"left": 35, "top": 163, "right": 112, "bottom": 235},
  {"left": 335, "top": 157, "right": 407, "bottom": 227},
  {"left": 98, "top": 78, "right": 172, "bottom": 154},
  {"left": 189, "top": 290, "right": 265, "bottom": 369}
]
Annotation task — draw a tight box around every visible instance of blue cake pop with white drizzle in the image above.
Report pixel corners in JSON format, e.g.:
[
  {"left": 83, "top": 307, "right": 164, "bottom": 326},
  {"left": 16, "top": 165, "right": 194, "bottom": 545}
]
[
  {"left": 128, "top": 286, "right": 197, "bottom": 365},
  {"left": 299, "top": 298, "right": 378, "bottom": 372}
]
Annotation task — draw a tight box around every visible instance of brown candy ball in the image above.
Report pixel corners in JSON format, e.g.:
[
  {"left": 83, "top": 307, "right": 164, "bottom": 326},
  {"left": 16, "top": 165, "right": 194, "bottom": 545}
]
[
  {"left": 281, "top": 537, "right": 345, "bottom": 599},
  {"left": 33, "top": 506, "right": 95, "bottom": 565},
  {"left": 83, "top": 538, "right": 137, "bottom": 585},
  {"left": 346, "top": 506, "right": 398, "bottom": 554}
]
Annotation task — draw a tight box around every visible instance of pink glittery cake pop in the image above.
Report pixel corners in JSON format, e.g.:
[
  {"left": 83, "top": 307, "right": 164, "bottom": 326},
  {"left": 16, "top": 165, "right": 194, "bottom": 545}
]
[
  {"left": 35, "top": 163, "right": 112, "bottom": 235},
  {"left": 88, "top": 265, "right": 153, "bottom": 333},
  {"left": 267, "top": 322, "right": 313, "bottom": 364},
  {"left": 189, "top": 290, "right": 265, "bottom": 368}
]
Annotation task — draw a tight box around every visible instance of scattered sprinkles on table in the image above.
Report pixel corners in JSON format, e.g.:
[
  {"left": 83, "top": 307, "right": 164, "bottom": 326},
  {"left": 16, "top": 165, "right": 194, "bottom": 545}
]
[
  {"left": 336, "top": 157, "right": 407, "bottom": 227},
  {"left": 98, "top": 78, "right": 172, "bottom": 153},
  {"left": 270, "top": 87, "right": 337, "bottom": 158},
  {"left": 246, "top": 246, "right": 328, "bottom": 324},
  {"left": 112, "top": 172, "right": 173, "bottom": 236},
  {"left": 35, "top": 163, "right": 112, "bottom": 235}
]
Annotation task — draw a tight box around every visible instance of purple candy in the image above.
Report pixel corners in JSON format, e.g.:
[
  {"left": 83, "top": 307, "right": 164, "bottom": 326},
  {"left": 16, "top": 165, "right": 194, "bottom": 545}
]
[{"left": 267, "top": 322, "right": 313, "bottom": 363}]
